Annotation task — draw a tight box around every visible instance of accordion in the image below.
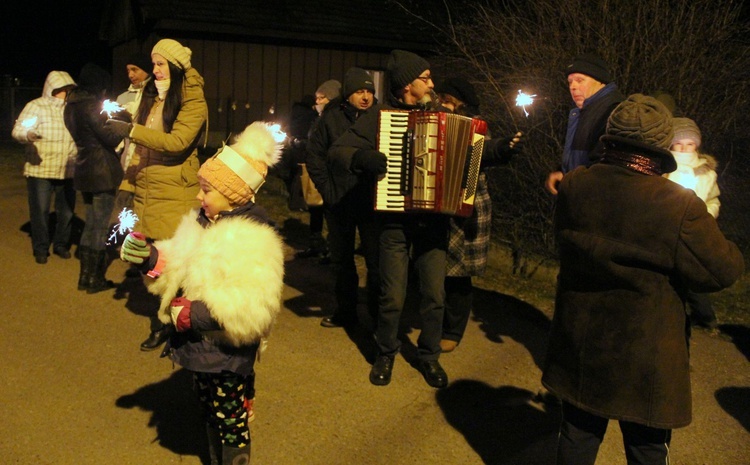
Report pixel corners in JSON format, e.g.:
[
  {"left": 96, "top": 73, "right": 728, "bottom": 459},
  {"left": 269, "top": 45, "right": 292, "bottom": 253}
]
[{"left": 375, "top": 109, "right": 487, "bottom": 217}]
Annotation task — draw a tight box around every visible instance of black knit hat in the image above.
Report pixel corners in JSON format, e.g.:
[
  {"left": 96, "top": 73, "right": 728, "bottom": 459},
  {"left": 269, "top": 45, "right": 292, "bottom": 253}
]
[
  {"left": 387, "top": 49, "right": 430, "bottom": 91},
  {"left": 566, "top": 53, "right": 612, "bottom": 84},
  {"left": 125, "top": 52, "right": 153, "bottom": 75},
  {"left": 435, "top": 77, "right": 480, "bottom": 107},
  {"left": 343, "top": 67, "right": 375, "bottom": 99},
  {"left": 78, "top": 62, "right": 111, "bottom": 94}
]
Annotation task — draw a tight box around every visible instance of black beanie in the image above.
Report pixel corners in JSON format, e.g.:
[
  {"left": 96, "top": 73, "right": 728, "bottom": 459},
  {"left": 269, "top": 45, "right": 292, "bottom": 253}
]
[
  {"left": 387, "top": 49, "right": 430, "bottom": 91},
  {"left": 435, "top": 77, "right": 480, "bottom": 107},
  {"left": 78, "top": 62, "right": 112, "bottom": 94},
  {"left": 566, "top": 53, "right": 612, "bottom": 84},
  {"left": 343, "top": 67, "right": 375, "bottom": 99},
  {"left": 125, "top": 52, "right": 153, "bottom": 75}
]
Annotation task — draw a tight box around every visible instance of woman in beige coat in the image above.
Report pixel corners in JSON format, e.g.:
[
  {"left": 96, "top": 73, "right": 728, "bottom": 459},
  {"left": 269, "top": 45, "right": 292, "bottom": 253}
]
[{"left": 109, "top": 38, "right": 208, "bottom": 350}]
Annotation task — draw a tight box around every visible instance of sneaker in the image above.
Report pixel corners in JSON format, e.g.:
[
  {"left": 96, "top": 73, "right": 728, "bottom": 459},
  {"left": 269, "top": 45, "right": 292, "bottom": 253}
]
[{"left": 244, "top": 397, "right": 255, "bottom": 422}]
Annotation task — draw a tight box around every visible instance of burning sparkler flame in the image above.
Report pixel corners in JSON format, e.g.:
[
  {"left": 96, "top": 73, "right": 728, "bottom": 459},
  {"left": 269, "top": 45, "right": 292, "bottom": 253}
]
[
  {"left": 515, "top": 90, "right": 537, "bottom": 117},
  {"left": 101, "top": 99, "right": 125, "bottom": 119},
  {"left": 268, "top": 123, "right": 287, "bottom": 143},
  {"left": 107, "top": 208, "right": 139, "bottom": 245},
  {"left": 21, "top": 116, "right": 38, "bottom": 128}
]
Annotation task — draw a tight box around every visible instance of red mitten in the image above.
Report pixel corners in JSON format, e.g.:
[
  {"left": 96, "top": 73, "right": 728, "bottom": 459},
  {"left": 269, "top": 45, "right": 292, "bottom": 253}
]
[{"left": 169, "top": 297, "right": 192, "bottom": 332}]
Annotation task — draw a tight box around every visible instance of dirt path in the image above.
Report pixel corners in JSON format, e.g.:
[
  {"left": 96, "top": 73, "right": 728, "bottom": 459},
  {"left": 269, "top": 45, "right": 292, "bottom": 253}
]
[{"left": 0, "top": 167, "right": 748, "bottom": 464}]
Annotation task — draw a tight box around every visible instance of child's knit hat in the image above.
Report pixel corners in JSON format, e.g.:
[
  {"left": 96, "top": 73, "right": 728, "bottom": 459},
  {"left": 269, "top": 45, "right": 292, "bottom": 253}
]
[
  {"left": 671, "top": 117, "right": 701, "bottom": 148},
  {"left": 198, "top": 122, "right": 284, "bottom": 205}
]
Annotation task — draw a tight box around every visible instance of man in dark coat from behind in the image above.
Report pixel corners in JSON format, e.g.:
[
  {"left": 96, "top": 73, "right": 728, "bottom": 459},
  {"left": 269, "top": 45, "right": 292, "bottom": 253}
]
[{"left": 542, "top": 94, "right": 744, "bottom": 465}]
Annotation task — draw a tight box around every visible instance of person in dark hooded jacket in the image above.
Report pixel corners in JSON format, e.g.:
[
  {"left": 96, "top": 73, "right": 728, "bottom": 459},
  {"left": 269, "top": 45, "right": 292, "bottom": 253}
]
[{"left": 64, "top": 62, "right": 126, "bottom": 293}]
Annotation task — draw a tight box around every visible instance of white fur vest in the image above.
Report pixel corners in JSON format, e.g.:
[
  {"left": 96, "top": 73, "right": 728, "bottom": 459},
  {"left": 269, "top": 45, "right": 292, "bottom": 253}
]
[{"left": 147, "top": 211, "right": 285, "bottom": 347}]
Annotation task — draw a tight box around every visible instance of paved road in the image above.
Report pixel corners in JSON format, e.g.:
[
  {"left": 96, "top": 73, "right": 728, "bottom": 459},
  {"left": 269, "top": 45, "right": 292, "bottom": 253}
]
[{"left": 1, "top": 169, "right": 748, "bottom": 464}]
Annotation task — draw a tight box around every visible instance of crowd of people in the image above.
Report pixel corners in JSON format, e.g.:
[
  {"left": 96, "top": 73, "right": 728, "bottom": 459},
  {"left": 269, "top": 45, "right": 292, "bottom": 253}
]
[{"left": 11, "top": 41, "right": 744, "bottom": 465}]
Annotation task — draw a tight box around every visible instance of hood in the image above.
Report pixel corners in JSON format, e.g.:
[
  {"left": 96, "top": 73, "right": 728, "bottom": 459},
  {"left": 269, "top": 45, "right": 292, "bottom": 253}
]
[{"left": 42, "top": 71, "right": 76, "bottom": 98}]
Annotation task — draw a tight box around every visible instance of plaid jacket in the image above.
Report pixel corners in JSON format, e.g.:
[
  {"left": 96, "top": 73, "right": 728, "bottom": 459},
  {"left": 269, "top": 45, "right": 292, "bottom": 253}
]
[
  {"left": 446, "top": 172, "right": 491, "bottom": 277},
  {"left": 12, "top": 71, "right": 77, "bottom": 179}
]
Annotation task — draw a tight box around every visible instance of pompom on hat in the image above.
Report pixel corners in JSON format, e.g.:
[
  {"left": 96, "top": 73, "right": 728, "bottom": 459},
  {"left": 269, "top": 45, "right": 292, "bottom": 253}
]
[
  {"left": 198, "top": 122, "right": 284, "bottom": 205},
  {"left": 671, "top": 117, "right": 701, "bottom": 148},
  {"left": 601, "top": 93, "right": 676, "bottom": 172},
  {"left": 152, "top": 39, "right": 192, "bottom": 70}
]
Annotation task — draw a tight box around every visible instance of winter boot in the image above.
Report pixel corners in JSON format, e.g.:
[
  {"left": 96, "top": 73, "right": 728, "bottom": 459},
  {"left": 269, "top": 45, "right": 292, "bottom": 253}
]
[
  {"left": 222, "top": 443, "right": 251, "bottom": 465},
  {"left": 86, "top": 249, "right": 115, "bottom": 294},
  {"left": 77, "top": 247, "right": 93, "bottom": 291},
  {"left": 206, "top": 425, "right": 221, "bottom": 465}
]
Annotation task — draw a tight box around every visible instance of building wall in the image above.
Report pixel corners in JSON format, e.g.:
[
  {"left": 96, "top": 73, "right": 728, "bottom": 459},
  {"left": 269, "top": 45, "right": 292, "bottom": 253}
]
[{"left": 114, "top": 38, "right": 389, "bottom": 147}]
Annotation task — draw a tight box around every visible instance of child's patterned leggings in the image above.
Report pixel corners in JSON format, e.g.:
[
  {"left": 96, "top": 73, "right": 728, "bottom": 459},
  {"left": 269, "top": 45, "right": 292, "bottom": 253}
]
[{"left": 193, "top": 371, "right": 250, "bottom": 448}]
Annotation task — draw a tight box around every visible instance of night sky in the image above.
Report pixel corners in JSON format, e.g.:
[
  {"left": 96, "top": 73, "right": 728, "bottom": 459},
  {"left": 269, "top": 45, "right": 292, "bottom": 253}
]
[{"left": 2, "top": 1, "right": 110, "bottom": 86}]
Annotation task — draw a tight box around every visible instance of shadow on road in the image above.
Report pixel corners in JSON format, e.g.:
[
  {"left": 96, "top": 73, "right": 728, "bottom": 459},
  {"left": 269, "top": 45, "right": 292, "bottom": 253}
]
[
  {"left": 116, "top": 368, "right": 209, "bottom": 464},
  {"left": 718, "top": 323, "right": 750, "bottom": 362},
  {"left": 715, "top": 386, "right": 750, "bottom": 433},
  {"left": 436, "top": 381, "right": 559, "bottom": 464},
  {"left": 471, "top": 287, "right": 552, "bottom": 369}
]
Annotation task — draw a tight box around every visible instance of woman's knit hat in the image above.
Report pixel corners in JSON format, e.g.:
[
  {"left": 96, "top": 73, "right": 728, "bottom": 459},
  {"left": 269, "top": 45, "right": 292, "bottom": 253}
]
[
  {"left": 601, "top": 93, "right": 676, "bottom": 172},
  {"left": 315, "top": 79, "right": 341, "bottom": 100},
  {"left": 387, "top": 49, "right": 430, "bottom": 91},
  {"left": 671, "top": 117, "right": 701, "bottom": 148},
  {"left": 152, "top": 39, "right": 192, "bottom": 70},
  {"left": 198, "top": 122, "right": 284, "bottom": 205}
]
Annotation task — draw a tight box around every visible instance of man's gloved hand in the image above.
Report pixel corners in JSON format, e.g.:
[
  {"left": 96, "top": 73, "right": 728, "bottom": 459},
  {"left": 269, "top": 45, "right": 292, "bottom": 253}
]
[
  {"left": 169, "top": 297, "right": 192, "bottom": 332},
  {"left": 105, "top": 119, "right": 133, "bottom": 139},
  {"left": 351, "top": 149, "right": 387, "bottom": 176},
  {"left": 120, "top": 232, "right": 151, "bottom": 264},
  {"left": 27, "top": 130, "right": 41, "bottom": 142},
  {"left": 504, "top": 131, "right": 524, "bottom": 154}
]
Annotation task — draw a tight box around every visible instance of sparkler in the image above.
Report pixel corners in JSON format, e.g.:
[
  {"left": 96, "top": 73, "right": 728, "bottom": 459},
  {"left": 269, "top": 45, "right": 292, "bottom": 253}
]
[
  {"left": 101, "top": 99, "right": 125, "bottom": 119},
  {"left": 515, "top": 90, "right": 537, "bottom": 117},
  {"left": 268, "top": 123, "right": 287, "bottom": 143},
  {"left": 21, "top": 116, "right": 38, "bottom": 128},
  {"left": 107, "top": 208, "right": 139, "bottom": 245}
]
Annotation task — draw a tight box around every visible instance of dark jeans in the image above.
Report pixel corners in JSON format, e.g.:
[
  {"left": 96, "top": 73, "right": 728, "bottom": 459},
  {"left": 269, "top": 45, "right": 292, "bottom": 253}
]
[
  {"left": 443, "top": 275, "right": 473, "bottom": 342},
  {"left": 26, "top": 177, "right": 75, "bottom": 257},
  {"left": 376, "top": 214, "right": 448, "bottom": 361},
  {"left": 80, "top": 191, "right": 116, "bottom": 251},
  {"left": 556, "top": 401, "right": 672, "bottom": 465},
  {"left": 325, "top": 200, "right": 380, "bottom": 321}
]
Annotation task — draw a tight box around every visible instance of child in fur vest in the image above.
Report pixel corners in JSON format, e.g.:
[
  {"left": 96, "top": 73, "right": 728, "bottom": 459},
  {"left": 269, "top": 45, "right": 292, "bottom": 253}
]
[
  {"left": 665, "top": 117, "right": 720, "bottom": 330},
  {"left": 120, "top": 122, "right": 286, "bottom": 464}
]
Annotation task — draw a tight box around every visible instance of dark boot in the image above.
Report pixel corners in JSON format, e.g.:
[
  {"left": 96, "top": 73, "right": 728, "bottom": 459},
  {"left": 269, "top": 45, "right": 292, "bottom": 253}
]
[
  {"left": 86, "top": 249, "right": 115, "bottom": 294},
  {"left": 222, "top": 443, "right": 251, "bottom": 465},
  {"left": 77, "top": 247, "right": 93, "bottom": 291},
  {"left": 206, "top": 425, "right": 221, "bottom": 465}
]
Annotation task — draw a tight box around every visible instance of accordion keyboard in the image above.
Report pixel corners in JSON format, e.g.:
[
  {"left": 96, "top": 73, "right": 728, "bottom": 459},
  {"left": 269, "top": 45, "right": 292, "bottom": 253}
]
[{"left": 375, "top": 110, "right": 410, "bottom": 212}]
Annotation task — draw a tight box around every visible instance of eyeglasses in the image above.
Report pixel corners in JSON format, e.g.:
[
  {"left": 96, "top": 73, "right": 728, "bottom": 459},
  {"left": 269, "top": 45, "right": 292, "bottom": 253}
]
[{"left": 415, "top": 75, "right": 433, "bottom": 83}]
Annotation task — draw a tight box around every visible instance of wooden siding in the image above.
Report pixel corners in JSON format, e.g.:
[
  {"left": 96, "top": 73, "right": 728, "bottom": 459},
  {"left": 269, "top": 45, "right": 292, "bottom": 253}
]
[{"left": 114, "top": 39, "right": 389, "bottom": 146}]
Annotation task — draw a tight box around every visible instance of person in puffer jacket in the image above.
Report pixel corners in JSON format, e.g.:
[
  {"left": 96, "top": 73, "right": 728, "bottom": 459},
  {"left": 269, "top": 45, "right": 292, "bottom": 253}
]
[{"left": 120, "top": 122, "right": 285, "bottom": 464}]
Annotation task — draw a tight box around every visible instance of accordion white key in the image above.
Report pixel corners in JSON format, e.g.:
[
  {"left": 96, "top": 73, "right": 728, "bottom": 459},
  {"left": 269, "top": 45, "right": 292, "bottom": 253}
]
[{"left": 375, "top": 109, "right": 487, "bottom": 217}]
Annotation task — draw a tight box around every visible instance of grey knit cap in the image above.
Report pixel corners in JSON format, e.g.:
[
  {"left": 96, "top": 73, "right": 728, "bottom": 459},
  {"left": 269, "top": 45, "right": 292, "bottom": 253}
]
[
  {"left": 343, "top": 67, "right": 375, "bottom": 99},
  {"left": 315, "top": 79, "right": 341, "bottom": 100},
  {"left": 606, "top": 94, "right": 674, "bottom": 150},
  {"left": 387, "top": 49, "right": 430, "bottom": 91},
  {"left": 671, "top": 117, "right": 701, "bottom": 147}
]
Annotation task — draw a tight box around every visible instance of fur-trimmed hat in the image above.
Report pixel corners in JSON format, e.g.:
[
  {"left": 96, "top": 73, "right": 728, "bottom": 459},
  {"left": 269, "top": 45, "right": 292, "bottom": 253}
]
[
  {"left": 198, "top": 122, "right": 284, "bottom": 205},
  {"left": 315, "top": 79, "right": 341, "bottom": 100},
  {"left": 343, "top": 67, "right": 375, "bottom": 99},
  {"left": 435, "top": 77, "right": 480, "bottom": 108},
  {"left": 566, "top": 53, "right": 612, "bottom": 84},
  {"left": 671, "top": 117, "right": 701, "bottom": 148},
  {"left": 125, "top": 52, "right": 153, "bottom": 75},
  {"left": 387, "top": 49, "right": 430, "bottom": 91},
  {"left": 152, "top": 39, "right": 192, "bottom": 70},
  {"left": 602, "top": 93, "right": 676, "bottom": 172}
]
